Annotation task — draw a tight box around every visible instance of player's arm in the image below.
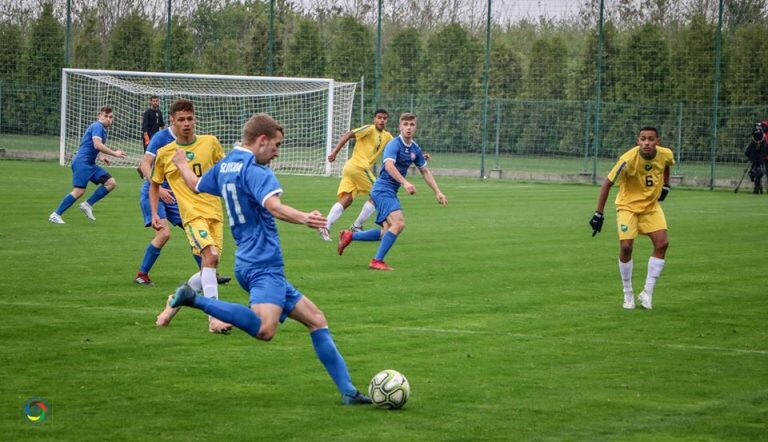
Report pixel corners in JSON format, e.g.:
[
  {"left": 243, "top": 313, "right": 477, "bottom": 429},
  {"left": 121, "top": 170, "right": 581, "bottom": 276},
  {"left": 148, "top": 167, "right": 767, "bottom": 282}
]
[
  {"left": 590, "top": 178, "right": 613, "bottom": 236},
  {"left": 149, "top": 181, "right": 163, "bottom": 230},
  {"left": 93, "top": 136, "right": 126, "bottom": 158},
  {"left": 659, "top": 166, "right": 671, "bottom": 201},
  {"left": 327, "top": 130, "right": 355, "bottom": 162},
  {"left": 142, "top": 110, "right": 151, "bottom": 147},
  {"left": 417, "top": 167, "right": 447, "bottom": 205},
  {"left": 383, "top": 159, "right": 415, "bottom": 195},
  {"left": 171, "top": 148, "right": 200, "bottom": 192},
  {"left": 264, "top": 195, "right": 326, "bottom": 229}
]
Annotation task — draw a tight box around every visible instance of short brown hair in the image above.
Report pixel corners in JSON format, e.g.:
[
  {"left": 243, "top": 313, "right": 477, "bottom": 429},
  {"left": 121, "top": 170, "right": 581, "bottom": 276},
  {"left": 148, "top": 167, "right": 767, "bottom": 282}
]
[
  {"left": 399, "top": 112, "right": 416, "bottom": 122},
  {"left": 169, "top": 98, "right": 194, "bottom": 115},
  {"left": 99, "top": 106, "right": 112, "bottom": 115},
  {"left": 242, "top": 113, "right": 284, "bottom": 145}
]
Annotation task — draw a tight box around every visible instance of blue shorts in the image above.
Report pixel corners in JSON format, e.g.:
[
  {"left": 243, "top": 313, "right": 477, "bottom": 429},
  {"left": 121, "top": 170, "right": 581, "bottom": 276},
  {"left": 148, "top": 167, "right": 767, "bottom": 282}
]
[
  {"left": 139, "top": 181, "right": 182, "bottom": 227},
  {"left": 371, "top": 188, "right": 401, "bottom": 226},
  {"left": 71, "top": 162, "right": 109, "bottom": 188},
  {"left": 235, "top": 266, "right": 303, "bottom": 323}
]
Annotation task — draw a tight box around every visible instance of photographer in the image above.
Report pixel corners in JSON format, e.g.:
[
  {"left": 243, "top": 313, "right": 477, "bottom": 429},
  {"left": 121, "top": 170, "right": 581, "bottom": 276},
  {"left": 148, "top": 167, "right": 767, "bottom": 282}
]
[{"left": 745, "top": 121, "right": 768, "bottom": 194}]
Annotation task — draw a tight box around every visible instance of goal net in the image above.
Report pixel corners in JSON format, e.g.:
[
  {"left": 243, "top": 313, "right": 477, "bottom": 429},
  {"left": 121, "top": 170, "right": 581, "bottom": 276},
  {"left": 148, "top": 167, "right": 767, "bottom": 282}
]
[{"left": 60, "top": 69, "right": 357, "bottom": 176}]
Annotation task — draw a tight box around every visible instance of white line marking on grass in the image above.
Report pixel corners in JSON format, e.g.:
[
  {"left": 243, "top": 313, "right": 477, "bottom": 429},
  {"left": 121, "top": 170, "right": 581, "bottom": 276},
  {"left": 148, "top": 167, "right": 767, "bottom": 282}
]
[{"left": 393, "top": 326, "right": 768, "bottom": 356}]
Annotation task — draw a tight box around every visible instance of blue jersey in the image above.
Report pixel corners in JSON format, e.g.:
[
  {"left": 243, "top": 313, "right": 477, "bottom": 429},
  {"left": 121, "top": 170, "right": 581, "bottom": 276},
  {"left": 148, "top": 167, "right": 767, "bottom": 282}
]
[
  {"left": 141, "top": 128, "right": 177, "bottom": 193},
  {"left": 197, "top": 146, "right": 285, "bottom": 269},
  {"left": 372, "top": 135, "right": 427, "bottom": 194},
  {"left": 72, "top": 121, "right": 107, "bottom": 165}
]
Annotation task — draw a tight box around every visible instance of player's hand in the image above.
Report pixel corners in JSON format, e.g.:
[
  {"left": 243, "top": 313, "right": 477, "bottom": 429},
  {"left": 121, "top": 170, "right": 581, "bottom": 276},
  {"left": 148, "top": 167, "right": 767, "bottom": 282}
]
[
  {"left": 158, "top": 187, "right": 176, "bottom": 205},
  {"left": 424, "top": 152, "right": 432, "bottom": 161},
  {"left": 172, "top": 148, "right": 187, "bottom": 166},
  {"left": 303, "top": 210, "right": 327, "bottom": 229},
  {"left": 403, "top": 181, "right": 416, "bottom": 195},
  {"left": 436, "top": 192, "right": 448, "bottom": 205},
  {"left": 113, "top": 149, "right": 126, "bottom": 159},
  {"left": 100, "top": 156, "right": 113, "bottom": 166},
  {"left": 659, "top": 185, "right": 670, "bottom": 201},
  {"left": 327, "top": 152, "right": 337, "bottom": 162},
  {"left": 151, "top": 214, "right": 164, "bottom": 231},
  {"left": 589, "top": 211, "right": 604, "bottom": 236}
]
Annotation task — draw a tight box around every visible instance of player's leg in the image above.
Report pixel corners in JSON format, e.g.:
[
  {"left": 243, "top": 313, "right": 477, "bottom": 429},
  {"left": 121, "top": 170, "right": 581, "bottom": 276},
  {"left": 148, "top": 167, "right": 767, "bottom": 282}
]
[
  {"left": 351, "top": 199, "right": 376, "bottom": 232},
  {"left": 369, "top": 211, "right": 403, "bottom": 270},
  {"left": 50, "top": 164, "right": 90, "bottom": 223},
  {"left": 136, "top": 190, "right": 170, "bottom": 285},
  {"left": 289, "top": 292, "right": 370, "bottom": 404},
  {"left": 78, "top": 171, "right": 116, "bottom": 221},
  {"left": 348, "top": 169, "right": 376, "bottom": 231},
  {"left": 616, "top": 210, "right": 639, "bottom": 309},
  {"left": 637, "top": 208, "right": 669, "bottom": 310},
  {"left": 196, "top": 219, "right": 231, "bottom": 333}
]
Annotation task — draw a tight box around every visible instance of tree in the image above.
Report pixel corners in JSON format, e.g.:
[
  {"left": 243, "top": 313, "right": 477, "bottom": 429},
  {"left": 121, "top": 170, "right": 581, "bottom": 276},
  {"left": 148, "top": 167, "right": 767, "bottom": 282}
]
[
  {"left": 326, "top": 16, "right": 374, "bottom": 83},
  {"left": 286, "top": 19, "right": 326, "bottom": 77},
  {"left": 524, "top": 35, "right": 568, "bottom": 99},
  {"left": 109, "top": 14, "right": 152, "bottom": 71},
  {"left": 19, "top": 2, "right": 64, "bottom": 134},
  {"left": 613, "top": 23, "right": 669, "bottom": 104},
  {"left": 488, "top": 39, "right": 523, "bottom": 99},
  {"left": 73, "top": 8, "right": 105, "bottom": 69},
  {"left": 420, "top": 23, "right": 480, "bottom": 99},
  {"left": 382, "top": 27, "right": 422, "bottom": 101},
  {"left": 0, "top": 22, "right": 23, "bottom": 82},
  {"left": 151, "top": 19, "right": 195, "bottom": 73}
]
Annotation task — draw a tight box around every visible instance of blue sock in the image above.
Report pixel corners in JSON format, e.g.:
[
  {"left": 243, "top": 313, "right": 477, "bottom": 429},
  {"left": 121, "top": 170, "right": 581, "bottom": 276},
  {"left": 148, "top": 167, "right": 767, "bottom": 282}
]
[
  {"left": 353, "top": 228, "right": 381, "bottom": 242},
  {"left": 86, "top": 186, "right": 110, "bottom": 206},
  {"left": 139, "top": 244, "right": 161, "bottom": 274},
  {"left": 54, "top": 194, "right": 77, "bottom": 215},
  {"left": 374, "top": 231, "right": 398, "bottom": 261},
  {"left": 192, "top": 252, "right": 202, "bottom": 269},
  {"left": 193, "top": 296, "right": 262, "bottom": 338},
  {"left": 311, "top": 328, "right": 355, "bottom": 396}
]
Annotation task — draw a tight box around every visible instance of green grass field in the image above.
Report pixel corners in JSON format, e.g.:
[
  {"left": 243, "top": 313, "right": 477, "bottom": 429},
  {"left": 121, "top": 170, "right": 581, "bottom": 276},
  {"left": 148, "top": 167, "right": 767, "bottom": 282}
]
[{"left": 1, "top": 160, "right": 765, "bottom": 440}]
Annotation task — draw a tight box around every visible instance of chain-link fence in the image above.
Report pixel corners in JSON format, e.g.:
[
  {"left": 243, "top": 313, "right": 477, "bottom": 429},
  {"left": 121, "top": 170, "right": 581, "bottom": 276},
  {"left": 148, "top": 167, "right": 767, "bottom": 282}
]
[{"left": 1, "top": 0, "right": 767, "bottom": 187}]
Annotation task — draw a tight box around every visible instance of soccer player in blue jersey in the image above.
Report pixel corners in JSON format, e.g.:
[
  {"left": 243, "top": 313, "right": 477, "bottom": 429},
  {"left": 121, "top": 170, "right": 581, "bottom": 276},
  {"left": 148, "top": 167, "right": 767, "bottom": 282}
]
[
  {"left": 337, "top": 112, "right": 448, "bottom": 270},
  {"left": 167, "top": 113, "right": 372, "bottom": 404},
  {"left": 49, "top": 106, "right": 126, "bottom": 224},
  {"left": 134, "top": 125, "right": 181, "bottom": 286}
]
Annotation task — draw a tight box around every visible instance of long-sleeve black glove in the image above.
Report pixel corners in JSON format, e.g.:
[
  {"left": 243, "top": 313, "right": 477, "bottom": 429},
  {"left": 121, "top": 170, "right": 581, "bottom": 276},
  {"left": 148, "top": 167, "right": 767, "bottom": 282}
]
[{"left": 589, "top": 211, "right": 604, "bottom": 237}]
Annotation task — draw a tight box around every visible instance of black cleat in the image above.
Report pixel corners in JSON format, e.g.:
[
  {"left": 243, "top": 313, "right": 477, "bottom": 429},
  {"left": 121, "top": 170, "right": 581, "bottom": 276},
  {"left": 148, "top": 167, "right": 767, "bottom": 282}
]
[{"left": 216, "top": 273, "right": 232, "bottom": 285}]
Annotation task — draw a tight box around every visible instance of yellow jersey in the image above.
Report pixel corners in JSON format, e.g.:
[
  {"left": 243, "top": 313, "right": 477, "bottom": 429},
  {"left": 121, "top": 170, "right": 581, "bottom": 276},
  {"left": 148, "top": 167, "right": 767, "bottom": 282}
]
[
  {"left": 151, "top": 134, "right": 224, "bottom": 223},
  {"left": 607, "top": 145, "right": 675, "bottom": 213},
  {"left": 347, "top": 124, "right": 393, "bottom": 169}
]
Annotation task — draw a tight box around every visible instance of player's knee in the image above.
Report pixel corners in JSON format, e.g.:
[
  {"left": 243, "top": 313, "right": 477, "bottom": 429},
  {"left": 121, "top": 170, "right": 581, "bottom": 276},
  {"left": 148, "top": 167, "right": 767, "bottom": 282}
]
[
  {"left": 656, "top": 238, "right": 669, "bottom": 254},
  {"left": 256, "top": 325, "right": 277, "bottom": 341},
  {"left": 155, "top": 228, "right": 171, "bottom": 244},
  {"left": 306, "top": 309, "right": 329, "bottom": 329},
  {"left": 620, "top": 243, "right": 633, "bottom": 257},
  {"left": 104, "top": 178, "right": 117, "bottom": 191},
  {"left": 71, "top": 188, "right": 86, "bottom": 198}
]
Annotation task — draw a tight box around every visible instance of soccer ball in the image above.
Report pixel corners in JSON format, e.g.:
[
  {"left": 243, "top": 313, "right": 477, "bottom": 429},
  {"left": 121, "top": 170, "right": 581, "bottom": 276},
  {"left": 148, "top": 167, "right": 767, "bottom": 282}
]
[{"left": 368, "top": 369, "right": 410, "bottom": 409}]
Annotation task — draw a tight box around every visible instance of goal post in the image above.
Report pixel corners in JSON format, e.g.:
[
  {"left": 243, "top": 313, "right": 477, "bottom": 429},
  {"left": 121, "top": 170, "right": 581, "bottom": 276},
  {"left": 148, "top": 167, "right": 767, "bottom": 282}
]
[{"left": 60, "top": 68, "right": 357, "bottom": 176}]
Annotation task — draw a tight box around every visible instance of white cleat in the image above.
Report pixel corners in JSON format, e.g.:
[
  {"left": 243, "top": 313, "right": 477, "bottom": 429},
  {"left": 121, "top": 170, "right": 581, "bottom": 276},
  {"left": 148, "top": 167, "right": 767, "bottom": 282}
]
[
  {"left": 317, "top": 227, "right": 331, "bottom": 242},
  {"left": 48, "top": 212, "right": 65, "bottom": 224},
  {"left": 622, "top": 293, "right": 635, "bottom": 310},
  {"left": 350, "top": 224, "right": 363, "bottom": 233},
  {"left": 78, "top": 202, "right": 96, "bottom": 221},
  {"left": 638, "top": 290, "right": 652, "bottom": 310}
]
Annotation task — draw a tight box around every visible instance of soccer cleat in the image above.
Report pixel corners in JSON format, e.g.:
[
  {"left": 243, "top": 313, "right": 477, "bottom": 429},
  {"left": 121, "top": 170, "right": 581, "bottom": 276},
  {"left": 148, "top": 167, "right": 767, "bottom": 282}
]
[
  {"left": 78, "top": 202, "right": 96, "bottom": 221},
  {"left": 337, "top": 230, "right": 353, "bottom": 255},
  {"left": 638, "top": 290, "right": 652, "bottom": 310},
  {"left": 134, "top": 272, "right": 153, "bottom": 286},
  {"left": 169, "top": 283, "right": 197, "bottom": 308},
  {"left": 318, "top": 227, "right": 331, "bottom": 242},
  {"left": 216, "top": 273, "right": 232, "bottom": 285},
  {"left": 622, "top": 293, "right": 635, "bottom": 310},
  {"left": 349, "top": 223, "right": 363, "bottom": 233},
  {"left": 341, "top": 390, "right": 372, "bottom": 405},
  {"left": 48, "top": 212, "right": 65, "bottom": 224},
  {"left": 368, "top": 259, "right": 394, "bottom": 271}
]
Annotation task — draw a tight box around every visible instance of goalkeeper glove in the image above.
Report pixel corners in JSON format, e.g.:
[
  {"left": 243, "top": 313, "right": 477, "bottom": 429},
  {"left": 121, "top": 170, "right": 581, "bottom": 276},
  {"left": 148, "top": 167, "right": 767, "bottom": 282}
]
[
  {"left": 659, "top": 185, "right": 670, "bottom": 201},
  {"left": 589, "top": 211, "right": 604, "bottom": 237}
]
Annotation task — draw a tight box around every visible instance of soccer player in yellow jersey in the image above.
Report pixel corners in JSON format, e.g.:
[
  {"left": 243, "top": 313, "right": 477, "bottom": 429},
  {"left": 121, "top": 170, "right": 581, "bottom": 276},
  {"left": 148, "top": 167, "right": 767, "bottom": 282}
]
[
  {"left": 590, "top": 126, "right": 674, "bottom": 310},
  {"left": 149, "top": 98, "right": 231, "bottom": 333},
  {"left": 320, "top": 109, "right": 394, "bottom": 240}
]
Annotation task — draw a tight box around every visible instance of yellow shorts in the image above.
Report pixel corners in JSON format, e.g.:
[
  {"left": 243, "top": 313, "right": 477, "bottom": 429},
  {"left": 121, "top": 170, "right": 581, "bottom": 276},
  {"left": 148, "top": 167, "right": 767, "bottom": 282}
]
[
  {"left": 184, "top": 217, "right": 224, "bottom": 256},
  {"left": 337, "top": 163, "right": 376, "bottom": 198},
  {"left": 616, "top": 206, "right": 667, "bottom": 240}
]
